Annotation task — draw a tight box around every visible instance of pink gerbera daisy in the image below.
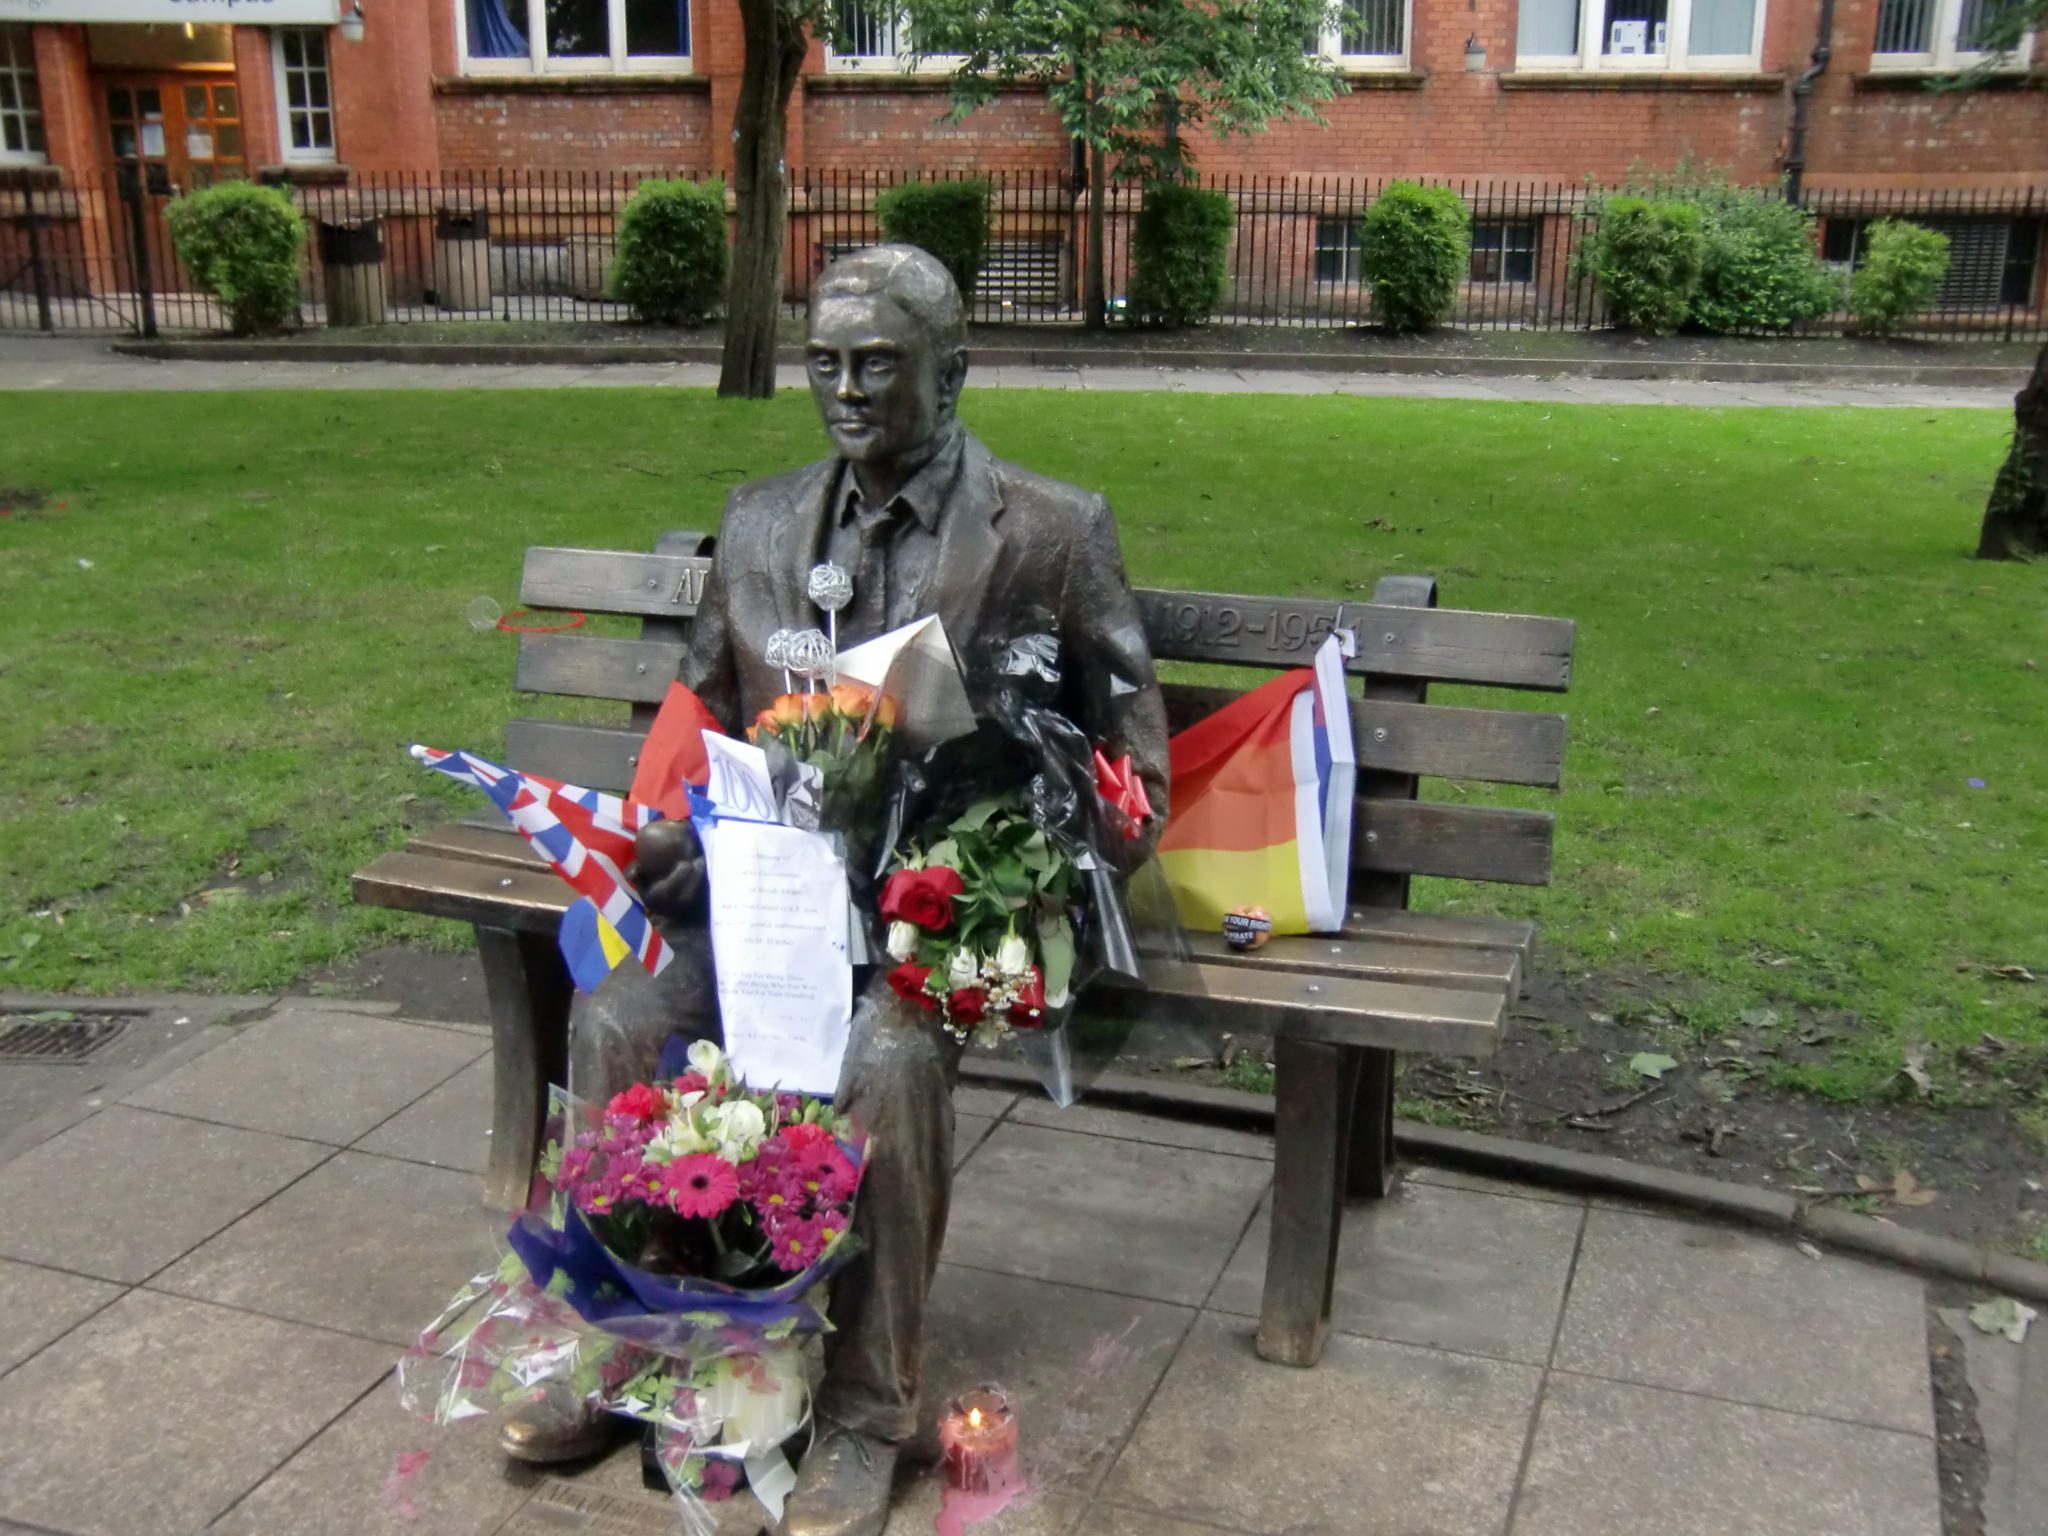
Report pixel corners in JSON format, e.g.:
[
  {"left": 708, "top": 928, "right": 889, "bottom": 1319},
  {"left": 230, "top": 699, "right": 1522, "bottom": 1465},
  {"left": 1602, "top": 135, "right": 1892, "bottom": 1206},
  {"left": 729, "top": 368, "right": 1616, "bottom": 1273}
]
[
  {"left": 660, "top": 1153, "right": 739, "bottom": 1219},
  {"left": 764, "top": 1209, "right": 827, "bottom": 1272}
]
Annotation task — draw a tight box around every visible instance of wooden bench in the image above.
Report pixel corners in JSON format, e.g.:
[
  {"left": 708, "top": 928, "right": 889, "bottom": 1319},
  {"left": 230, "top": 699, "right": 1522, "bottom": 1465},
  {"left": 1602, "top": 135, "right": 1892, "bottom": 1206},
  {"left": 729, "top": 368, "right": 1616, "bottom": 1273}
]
[{"left": 353, "top": 536, "right": 1574, "bottom": 1370}]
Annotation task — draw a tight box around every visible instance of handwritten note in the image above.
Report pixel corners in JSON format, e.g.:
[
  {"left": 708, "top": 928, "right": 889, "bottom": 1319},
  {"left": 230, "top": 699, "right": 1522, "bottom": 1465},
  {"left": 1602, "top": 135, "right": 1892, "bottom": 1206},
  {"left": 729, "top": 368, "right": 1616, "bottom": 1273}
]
[{"left": 699, "top": 817, "right": 854, "bottom": 1095}]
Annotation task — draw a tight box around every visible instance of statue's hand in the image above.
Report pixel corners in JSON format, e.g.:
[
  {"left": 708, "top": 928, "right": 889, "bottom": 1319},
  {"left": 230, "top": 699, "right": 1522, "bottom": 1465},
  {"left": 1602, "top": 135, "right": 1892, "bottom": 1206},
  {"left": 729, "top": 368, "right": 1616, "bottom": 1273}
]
[{"left": 628, "top": 818, "right": 706, "bottom": 924}]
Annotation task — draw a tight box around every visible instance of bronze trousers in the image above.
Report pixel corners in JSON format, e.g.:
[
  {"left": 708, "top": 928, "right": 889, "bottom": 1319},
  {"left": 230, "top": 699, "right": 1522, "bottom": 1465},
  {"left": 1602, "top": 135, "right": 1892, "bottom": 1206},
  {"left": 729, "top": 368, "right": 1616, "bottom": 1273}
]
[{"left": 569, "top": 934, "right": 963, "bottom": 1445}]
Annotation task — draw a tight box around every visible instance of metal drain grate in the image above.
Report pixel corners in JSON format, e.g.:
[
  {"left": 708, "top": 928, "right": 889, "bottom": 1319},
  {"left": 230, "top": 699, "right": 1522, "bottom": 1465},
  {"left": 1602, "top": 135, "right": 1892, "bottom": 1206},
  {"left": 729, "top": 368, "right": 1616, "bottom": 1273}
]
[{"left": 0, "top": 1016, "right": 131, "bottom": 1062}]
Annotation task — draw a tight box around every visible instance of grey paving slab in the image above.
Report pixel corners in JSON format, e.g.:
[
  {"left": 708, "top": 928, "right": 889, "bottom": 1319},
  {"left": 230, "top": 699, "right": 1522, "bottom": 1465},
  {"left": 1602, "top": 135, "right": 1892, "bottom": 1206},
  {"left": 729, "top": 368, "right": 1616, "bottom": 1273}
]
[
  {"left": 953, "top": 1084, "right": 1019, "bottom": 1118},
  {"left": 1404, "top": 1163, "right": 1587, "bottom": 1207},
  {"left": 1940, "top": 1306, "right": 2048, "bottom": 1536},
  {"left": 0, "top": 1106, "right": 331, "bottom": 1283},
  {"left": 153, "top": 1150, "right": 499, "bottom": 1347},
  {"left": 1103, "top": 1313, "right": 1540, "bottom": 1536},
  {"left": 1075, "top": 1509, "right": 1259, "bottom": 1536},
  {"left": 944, "top": 1121, "right": 1271, "bottom": 1306},
  {"left": 992, "top": 365, "right": 1081, "bottom": 389},
  {"left": 955, "top": 1113, "right": 996, "bottom": 1167},
  {"left": 126, "top": 1008, "right": 487, "bottom": 1145},
  {"left": 1208, "top": 1181, "right": 1582, "bottom": 1365},
  {"left": 1220, "top": 369, "right": 1342, "bottom": 395},
  {"left": 210, "top": 1377, "right": 537, "bottom": 1536},
  {"left": 1077, "top": 366, "right": 1179, "bottom": 391},
  {"left": 1513, "top": 1371, "right": 1941, "bottom": 1536},
  {"left": 1008, "top": 1098, "right": 1272, "bottom": 1161},
  {"left": 0, "top": 1288, "right": 392, "bottom": 1536},
  {"left": 880, "top": 1265, "right": 1195, "bottom": 1536},
  {"left": 355, "top": 1054, "right": 492, "bottom": 1174},
  {"left": 1554, "top": 1207, "right": 1931, "bottom": 1435},
  {"left": 0, "top": 1255, "right": 124, "bottom": 1374}
]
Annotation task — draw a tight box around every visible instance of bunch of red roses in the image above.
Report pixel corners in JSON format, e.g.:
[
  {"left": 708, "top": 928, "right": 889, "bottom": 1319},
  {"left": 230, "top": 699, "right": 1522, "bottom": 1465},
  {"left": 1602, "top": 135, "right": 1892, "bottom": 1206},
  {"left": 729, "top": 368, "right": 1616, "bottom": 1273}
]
[{"left": 874, "top": 792, "right": 1081, "bottom": 1045}]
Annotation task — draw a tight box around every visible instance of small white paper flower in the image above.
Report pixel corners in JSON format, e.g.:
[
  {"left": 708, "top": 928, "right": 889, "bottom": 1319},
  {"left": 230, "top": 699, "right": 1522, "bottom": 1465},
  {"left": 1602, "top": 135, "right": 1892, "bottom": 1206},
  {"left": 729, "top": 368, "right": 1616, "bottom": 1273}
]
[
  {"left": 995, "top": 931, "right": 1031, "bottom": 977},
  {"left": 887, "top": 921, "right": 920, "bottom": 962}
]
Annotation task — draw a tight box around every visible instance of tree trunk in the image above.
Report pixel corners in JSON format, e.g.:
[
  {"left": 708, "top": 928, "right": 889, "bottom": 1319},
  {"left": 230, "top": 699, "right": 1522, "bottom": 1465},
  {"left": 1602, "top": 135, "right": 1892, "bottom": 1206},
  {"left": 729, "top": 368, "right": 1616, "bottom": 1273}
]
[
  {"left": 1977, "top": 340, "right": 2048, "bottom": 560},
  {"left": 1084, "top": 138, "right": 1107, "bottom": 331},
  {"left": 718, "top": 0, "right": 808, "bottom": 400}
]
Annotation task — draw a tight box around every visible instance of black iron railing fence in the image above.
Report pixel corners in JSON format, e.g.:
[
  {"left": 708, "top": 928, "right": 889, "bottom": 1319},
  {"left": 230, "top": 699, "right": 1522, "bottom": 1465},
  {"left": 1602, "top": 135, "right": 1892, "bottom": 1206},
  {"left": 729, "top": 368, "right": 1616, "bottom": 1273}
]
[{"left": 3, "top": 166, "right": 2043, "bottom": 340}]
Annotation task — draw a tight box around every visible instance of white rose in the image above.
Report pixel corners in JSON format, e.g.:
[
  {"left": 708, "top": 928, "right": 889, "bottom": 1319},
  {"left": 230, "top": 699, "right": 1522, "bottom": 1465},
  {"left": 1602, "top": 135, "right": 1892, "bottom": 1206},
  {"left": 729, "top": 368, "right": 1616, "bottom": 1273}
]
[
  {"left": 947, "top": 947, "right": 981, "bottom": 989},
  {"left": 886, "top": 921, "right": 920, "bottom": 962},
  {"left": 995, "top": 931, "right": 1031, "bottom": 977},
  {"left": 707, "top": 1100, "right": 766, "bottom": 1163},
  {"left": 687, "top": 1039, "right": 726, "bottom": 1081}
]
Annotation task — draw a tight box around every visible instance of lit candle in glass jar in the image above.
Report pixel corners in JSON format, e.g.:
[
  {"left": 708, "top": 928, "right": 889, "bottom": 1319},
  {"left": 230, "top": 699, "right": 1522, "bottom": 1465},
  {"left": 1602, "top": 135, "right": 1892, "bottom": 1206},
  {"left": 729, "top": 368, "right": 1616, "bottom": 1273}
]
[{"left": 937, "top": 1387, "right": 1020, "bottom": 1495}]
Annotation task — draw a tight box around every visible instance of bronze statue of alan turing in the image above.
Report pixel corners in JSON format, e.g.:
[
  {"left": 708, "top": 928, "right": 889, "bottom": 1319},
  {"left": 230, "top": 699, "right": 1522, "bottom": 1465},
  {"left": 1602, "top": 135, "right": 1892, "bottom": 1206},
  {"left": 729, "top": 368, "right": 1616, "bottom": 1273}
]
[{"left": 500, "top": 245, "right": 1170, "bottom": 1536}]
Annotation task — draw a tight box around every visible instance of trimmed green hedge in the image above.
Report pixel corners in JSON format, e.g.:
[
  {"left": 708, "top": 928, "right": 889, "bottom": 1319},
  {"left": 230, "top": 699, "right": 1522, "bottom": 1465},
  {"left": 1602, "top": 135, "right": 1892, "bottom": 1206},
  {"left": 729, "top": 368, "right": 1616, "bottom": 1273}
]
[
  {"left": 1361, "top": 183, "right": 1471, "bottom": 334},
  {"left": 164, "top": 182, "right": 305, "bottom": 337},
  {"left": 1128, "top": 182, "right": 1235, "bottom": 328},
  {"left": 1851, "top": 219, "right": 1951, "bottom": 336},
  {"left": 875, "top": 179, "right": 990, "bottom": 303},
  {"left": 1582, "top": 197, "right": 1706, "bottom": 335},
  {"left": 610, "top": 177, "right": 728, "bottom": 327}
]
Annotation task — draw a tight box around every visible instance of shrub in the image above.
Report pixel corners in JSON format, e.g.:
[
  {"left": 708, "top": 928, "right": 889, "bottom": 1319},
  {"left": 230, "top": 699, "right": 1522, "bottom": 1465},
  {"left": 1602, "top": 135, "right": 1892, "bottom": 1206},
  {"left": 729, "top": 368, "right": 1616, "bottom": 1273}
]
[
  {"left": 1128, "top": 182, "right": 1234, "bottom": 328},
  {"left": 610, "top": 177, "right": 728, "bottom": 327},
  {"left": 164, "top": 182, "right": 305, "bottom": 336},
  {"left": 1690, "top": 191, "right": 1841, "bottom": 333},
  {"left": 875, "top": 179, "right": 990, "bottom": 304},
  {"left": 1581, "top": 197, "right": 1706, "bottom": 335},
  {"left": 1850, "top": 219, "right": 1950, "bottom": 336},
  {"left": 1359, "top": 182, "right": 1471, "bottom": 334}
]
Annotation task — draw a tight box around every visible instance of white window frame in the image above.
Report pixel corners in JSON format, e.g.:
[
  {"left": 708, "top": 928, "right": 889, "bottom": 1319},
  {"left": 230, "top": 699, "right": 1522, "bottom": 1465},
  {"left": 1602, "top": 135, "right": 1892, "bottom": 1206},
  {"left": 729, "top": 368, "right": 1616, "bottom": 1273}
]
[
  {"left": 1309, "top": 0, "right": 1413, "bottom": 71},
  {"left": 822, "top": 0, "right": 965, "bottom": 75},
  {"left": 271, "top": 27, "right": 337, "bottom": 164},
  {"left": 457, "top": 0, "right": 693, "bottom": 76},
  {"left": 1868, "top": 0, "right": 2032, "bottom": 71},
  {"left": 1514, "top": 0, "right": 1766, "bottom": 71},
  {"left": 0, "top": 23, "right": 47, "bottom": 166}
]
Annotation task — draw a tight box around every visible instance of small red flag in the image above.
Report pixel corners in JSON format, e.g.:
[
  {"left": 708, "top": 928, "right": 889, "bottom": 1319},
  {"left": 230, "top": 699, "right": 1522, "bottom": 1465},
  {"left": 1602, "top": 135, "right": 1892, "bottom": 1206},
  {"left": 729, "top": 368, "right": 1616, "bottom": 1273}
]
[{"left": 629, "top": 682, "right": 724, "bottom": 820}]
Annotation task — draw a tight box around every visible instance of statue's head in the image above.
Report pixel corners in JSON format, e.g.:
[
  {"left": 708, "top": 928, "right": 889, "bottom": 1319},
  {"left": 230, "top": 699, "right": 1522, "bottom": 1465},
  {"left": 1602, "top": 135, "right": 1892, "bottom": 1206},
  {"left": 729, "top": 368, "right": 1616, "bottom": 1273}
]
[{"left": 806, "top": 244, "right": 968, "bottom": 469}]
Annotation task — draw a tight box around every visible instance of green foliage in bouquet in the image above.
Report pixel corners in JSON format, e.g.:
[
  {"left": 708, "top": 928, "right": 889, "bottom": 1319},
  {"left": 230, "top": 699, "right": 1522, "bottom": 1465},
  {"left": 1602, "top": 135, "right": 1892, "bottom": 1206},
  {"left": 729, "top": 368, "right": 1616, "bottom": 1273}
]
[
  {"left": 1360, "top": 182, "right": 1471, "bottom": 335},
  {"left": 747, "top": 680, "right": 897, "bottom": 870},
  {"left": 164, "top": 182, "right": 306, "bottom": 337},
  {"left": 1851, "top": 219, "right": 1951, "bottom": 336},
  {"left": 611, "top": 177, "right": 729, "bottom": 326}
]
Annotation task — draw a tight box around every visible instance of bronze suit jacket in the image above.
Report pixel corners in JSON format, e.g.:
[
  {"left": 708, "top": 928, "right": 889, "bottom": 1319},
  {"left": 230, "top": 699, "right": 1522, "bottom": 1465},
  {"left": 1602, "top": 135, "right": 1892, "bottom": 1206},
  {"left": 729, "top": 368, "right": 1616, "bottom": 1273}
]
[{"left": 678, "top": 427, "right": 1171, "bottom": 840}]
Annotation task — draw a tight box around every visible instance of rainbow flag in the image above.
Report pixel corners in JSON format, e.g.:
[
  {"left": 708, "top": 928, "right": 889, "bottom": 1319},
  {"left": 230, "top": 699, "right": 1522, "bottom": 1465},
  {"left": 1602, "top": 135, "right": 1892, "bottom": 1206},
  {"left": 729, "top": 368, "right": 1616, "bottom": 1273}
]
[
  {"left": 410, "top": 746, "right": 673, "bottom": 989},
  {"left": 1156, "top": 633, "right": 1356, "bottom": 935}
]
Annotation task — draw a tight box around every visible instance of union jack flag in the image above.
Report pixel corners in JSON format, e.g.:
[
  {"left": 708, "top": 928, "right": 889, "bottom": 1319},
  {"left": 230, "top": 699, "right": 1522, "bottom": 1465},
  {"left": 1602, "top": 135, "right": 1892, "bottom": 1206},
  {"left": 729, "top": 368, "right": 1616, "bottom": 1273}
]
[{"left": 410, "top": 746, "right": 673, "bottom": 980}]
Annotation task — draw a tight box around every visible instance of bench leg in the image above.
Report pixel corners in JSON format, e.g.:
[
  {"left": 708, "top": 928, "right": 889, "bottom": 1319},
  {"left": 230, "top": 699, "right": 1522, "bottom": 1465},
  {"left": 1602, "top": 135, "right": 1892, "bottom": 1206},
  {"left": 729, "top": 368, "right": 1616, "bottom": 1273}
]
[
  {"left": 1256, "top": 1037, "right": 1360, "bottom": 1368},
  {"left": 1345, "top": 1047, "right": 1399, "bottom": 1199},
  {"left": 475, "top": 925, "right": 572, "bottom": 1212}
]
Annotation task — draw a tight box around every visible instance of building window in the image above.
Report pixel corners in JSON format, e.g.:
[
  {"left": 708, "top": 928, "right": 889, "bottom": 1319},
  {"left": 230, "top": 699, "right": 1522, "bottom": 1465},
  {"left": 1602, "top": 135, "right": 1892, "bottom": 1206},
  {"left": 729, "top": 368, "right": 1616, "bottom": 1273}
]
[
  {"left": 272, "top": 29, "right": 335, "bottom": 161},
  {"left": 460, "top": 0, "right": 691, "bottom": 72},
  {"left": 1314, "top": 218, "right": 1364, "bottom": 283},
  {"left": 823, "top": 0, "right": 964, "bottom": 72},
  {"left": 1471, "top": 219, "right": 1539, "bottom": 283},
  {"left": 1514, "top": 0, "right": 1763, "bottom": 68},
  {"left": 0, "top": 24, "right": 45, "bottom": 164},
  {"left": 1871, "top": 0, "right": 2029, "bottom": 68},
  {"left": 1308, "top": 0, "right": 1410, "bottom": 64}
]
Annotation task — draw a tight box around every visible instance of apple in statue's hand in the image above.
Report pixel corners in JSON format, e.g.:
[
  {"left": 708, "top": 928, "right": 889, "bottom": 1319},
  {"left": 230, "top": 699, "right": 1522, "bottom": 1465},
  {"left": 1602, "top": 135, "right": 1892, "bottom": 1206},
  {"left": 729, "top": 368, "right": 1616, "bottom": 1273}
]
[{"left": 628, "top": 818, "right": 706, "bottom": 924}]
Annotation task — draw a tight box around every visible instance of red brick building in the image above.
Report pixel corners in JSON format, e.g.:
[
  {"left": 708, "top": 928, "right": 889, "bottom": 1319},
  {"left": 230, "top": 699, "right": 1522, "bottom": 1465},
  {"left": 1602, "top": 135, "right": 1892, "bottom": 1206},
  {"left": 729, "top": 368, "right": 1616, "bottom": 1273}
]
[{"left": 1, "top": 0, "right": 2042, "bottom": 321}]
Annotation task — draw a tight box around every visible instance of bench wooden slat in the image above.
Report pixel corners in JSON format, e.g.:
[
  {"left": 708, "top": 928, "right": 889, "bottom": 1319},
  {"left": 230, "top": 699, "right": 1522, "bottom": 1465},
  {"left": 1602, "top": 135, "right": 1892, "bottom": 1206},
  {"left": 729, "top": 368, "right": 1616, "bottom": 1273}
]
[
  {"left": 1183, "top": 931, "right": 1520, "bottom": 993},
  {"left": 516, "top": 633, "right": 686, "bottom": 704},
  {"left": 520, "top": 547, "right": 713, "bottom": 619},
  {"left": 1137, "top": 589, "right": 1574, "bottom": 692},
  {"left": 354, "top": 849, "right": 573, "bottom": 932},
  {"left": 1116, "top": 961, "right": 1505, "bottom": 1056},
  {"left": 1341, "top": 906, "right": 1536, "bottom": 963},
  {"left": 406, "top": 823, "right": 546, "bottom": 871},
  {"left": 1355, "top": 800, "right": 1553, "bottom": 886},
  {"left": 505, "top": 718, "right": 644, "bottom": 791},
  {"left": 1163, "top": 683, "right": 1567, "bottom": 789}
]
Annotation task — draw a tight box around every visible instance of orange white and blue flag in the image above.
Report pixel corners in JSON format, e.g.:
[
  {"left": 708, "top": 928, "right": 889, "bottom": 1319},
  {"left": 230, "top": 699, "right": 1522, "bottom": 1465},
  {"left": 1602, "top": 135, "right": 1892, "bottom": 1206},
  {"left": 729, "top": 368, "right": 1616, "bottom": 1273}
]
[
  {"left": 1156, "top": 632, "right": 1357, "bottom": 935},
  {"left": 409, "top": 745, "right": 673, "bottom": 989}
]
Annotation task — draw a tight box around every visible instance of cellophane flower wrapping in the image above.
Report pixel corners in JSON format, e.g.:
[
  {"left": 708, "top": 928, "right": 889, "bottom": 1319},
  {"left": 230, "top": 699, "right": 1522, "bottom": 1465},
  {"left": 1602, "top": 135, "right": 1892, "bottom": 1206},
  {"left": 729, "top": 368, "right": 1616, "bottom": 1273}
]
[{"left": 399, "top": 1042, "right": 866, "bottom": 1536}]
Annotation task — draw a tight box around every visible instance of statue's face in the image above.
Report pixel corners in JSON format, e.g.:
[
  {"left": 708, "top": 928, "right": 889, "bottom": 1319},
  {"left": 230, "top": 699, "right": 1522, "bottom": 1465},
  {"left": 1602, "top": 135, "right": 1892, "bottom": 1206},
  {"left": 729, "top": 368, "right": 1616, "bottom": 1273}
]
[{"left": 805, "top": 292, "right": 963, "bottom": 467}]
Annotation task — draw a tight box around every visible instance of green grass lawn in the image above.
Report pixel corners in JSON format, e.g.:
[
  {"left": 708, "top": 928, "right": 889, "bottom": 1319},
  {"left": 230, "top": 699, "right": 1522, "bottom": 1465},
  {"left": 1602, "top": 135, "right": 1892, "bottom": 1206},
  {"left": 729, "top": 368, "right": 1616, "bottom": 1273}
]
[{"left": 2, "top": 388, "right": 2042, "bottom": 1110}]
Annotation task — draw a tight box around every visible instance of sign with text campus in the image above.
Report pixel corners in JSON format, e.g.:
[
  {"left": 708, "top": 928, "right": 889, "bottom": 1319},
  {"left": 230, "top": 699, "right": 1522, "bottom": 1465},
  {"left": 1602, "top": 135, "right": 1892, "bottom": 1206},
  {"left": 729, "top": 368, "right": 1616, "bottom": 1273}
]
[{"left": 0, "top": 0, "right": 340, "bottom": 23}]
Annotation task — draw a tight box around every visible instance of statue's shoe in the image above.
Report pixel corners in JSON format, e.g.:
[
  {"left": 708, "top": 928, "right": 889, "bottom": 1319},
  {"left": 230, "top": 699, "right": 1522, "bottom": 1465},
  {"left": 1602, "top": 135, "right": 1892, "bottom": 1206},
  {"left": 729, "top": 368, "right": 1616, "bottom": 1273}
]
[
  {"left": 781, "top": 1421, "right": 901, "bottom": 1536},
  {"left": 498, "top": 1391, "right": 636, "bottom": 1465}
]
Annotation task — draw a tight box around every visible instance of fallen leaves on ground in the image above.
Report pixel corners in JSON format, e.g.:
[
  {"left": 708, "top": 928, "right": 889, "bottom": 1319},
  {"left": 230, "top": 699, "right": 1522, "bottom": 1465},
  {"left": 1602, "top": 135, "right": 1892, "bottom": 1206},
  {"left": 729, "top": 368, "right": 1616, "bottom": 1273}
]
[
  {"left": 1968, "top": 1296, "right": 2038, "bottom": 1343},
  {"left": 1628, "top": 1051, "right": 1679, "bottom": 1080},
  {"left": 1857, "top": 1168, "right": 1940, "bottom": 1207}
]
